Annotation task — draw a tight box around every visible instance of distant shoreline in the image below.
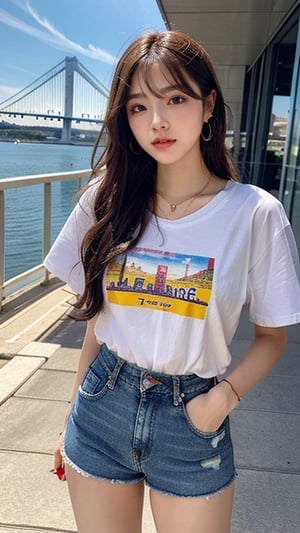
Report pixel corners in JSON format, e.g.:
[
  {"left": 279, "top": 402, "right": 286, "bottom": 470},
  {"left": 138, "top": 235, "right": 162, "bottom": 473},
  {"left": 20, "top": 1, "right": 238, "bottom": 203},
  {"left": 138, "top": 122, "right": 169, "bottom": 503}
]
[
  {"left": 0, "top": 121, "right": 100, "bottom": 146},
  {"left": 0, "top": 138, "right": 96, "bottom": 147}
]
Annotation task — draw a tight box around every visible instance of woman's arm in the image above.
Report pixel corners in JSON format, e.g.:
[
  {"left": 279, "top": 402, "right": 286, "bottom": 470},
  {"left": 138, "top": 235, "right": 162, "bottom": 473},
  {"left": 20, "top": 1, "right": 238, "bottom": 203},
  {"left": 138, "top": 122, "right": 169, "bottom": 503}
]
[
  {"left": 186, "top": 325, "right": 287, "bottom": 433},
  {"left": 62, "top": 314, "right": 101, "bottom": 425},
  {"left": 222, "top": 324, "right": 287, "bottom": 400},
  {"left": 54, "top": 315, "right": 101, "bottom": 474}
]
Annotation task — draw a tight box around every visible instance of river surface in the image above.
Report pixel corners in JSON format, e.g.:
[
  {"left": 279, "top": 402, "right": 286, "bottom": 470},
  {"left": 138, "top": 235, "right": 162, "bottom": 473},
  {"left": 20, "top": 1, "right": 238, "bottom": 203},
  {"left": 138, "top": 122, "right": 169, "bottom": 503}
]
[{"left": 0, "top": 141, "right": 96, "bottom": 281}]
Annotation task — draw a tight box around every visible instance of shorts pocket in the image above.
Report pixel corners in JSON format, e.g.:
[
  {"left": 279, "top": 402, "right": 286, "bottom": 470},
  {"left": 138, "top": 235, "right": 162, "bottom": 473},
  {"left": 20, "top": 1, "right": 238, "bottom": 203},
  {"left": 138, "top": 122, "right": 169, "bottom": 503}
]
[
  {"left": 181, "top": 391, "right": 228, "bottom": 439},
  {"left": 79, "top": 355, "right": 110, "bottom": 400}
]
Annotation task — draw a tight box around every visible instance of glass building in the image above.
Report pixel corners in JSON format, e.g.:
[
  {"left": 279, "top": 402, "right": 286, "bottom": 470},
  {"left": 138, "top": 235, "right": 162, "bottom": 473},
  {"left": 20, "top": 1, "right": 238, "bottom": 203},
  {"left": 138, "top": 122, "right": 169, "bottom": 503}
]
[{"left": 241, "top": 3, "right": 300, "bottom": 250}]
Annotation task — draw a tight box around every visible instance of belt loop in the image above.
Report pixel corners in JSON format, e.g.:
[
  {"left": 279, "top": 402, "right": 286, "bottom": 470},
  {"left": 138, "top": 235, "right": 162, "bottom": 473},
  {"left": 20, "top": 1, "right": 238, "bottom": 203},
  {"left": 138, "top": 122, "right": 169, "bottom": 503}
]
[
  {"left": 140, "top": 371, "right": 146, "bottom": 393},
  {"left": 172, "top": 376, "right": 181, "bottom": 406},
  {"left": 107, "top": 356, "right": 125, "bottom": 390}
]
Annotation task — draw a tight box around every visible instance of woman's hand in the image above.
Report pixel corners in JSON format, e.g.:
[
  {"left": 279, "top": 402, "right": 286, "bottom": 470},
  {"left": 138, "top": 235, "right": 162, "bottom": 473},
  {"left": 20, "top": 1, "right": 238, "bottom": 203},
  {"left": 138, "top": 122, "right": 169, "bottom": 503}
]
[
  {"left": 53, "top": 431, "right": 66, "bottom": 481},
  {"left": 185, "top": 381, "right": 239, "bottom": 433}
]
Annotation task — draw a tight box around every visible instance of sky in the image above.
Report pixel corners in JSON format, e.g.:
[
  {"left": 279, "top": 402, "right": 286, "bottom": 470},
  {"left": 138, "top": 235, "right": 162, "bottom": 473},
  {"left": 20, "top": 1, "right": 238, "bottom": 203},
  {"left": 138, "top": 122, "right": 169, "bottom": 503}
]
[
  {"left": 0, "top": 0, "right": 166, "bottom": 104},
  {"left": 0, "top": 1, "right": 289, "bottom": 117}
]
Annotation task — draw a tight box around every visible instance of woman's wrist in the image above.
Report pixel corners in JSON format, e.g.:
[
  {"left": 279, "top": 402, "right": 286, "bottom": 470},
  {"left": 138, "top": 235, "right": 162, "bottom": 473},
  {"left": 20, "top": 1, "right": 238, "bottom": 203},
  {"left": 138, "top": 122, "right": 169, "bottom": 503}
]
[
  {"left": 63, "top": 401, "right": 72, "bottom": 427},
  {"left": 221, "top": 378, "right": 241, "bottom": 402},
  {"left": 215, "top": 379, "right": 241, "bottom": 410}
]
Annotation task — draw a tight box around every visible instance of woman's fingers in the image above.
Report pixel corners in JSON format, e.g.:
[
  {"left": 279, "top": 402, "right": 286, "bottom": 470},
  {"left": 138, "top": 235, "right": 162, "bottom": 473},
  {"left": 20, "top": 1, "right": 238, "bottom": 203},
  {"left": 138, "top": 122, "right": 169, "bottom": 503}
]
[{"left": 52, "top": 435, "right": 66, "bottom": 481}]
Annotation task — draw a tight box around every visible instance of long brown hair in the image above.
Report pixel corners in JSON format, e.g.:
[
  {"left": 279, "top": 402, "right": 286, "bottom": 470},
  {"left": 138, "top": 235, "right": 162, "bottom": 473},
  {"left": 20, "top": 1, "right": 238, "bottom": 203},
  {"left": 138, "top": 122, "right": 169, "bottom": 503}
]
[{"left": 74, "top": 31, "right": 238, "bottom": 320}]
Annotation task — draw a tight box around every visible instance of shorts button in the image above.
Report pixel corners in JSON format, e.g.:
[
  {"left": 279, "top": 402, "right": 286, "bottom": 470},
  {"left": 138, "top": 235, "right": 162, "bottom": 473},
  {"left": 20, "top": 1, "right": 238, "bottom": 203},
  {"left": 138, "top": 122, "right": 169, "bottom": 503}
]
[
  {"left": 143, "top": 377, "right": 153, "bottom": 389},
  {"left": 144, "top": 375, "right": 162, "bottom": 388}
]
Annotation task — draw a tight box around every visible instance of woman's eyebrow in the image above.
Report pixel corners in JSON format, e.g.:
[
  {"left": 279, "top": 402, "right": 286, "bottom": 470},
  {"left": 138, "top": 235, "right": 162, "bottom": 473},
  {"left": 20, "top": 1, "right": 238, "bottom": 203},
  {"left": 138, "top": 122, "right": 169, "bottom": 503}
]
[
  {"left": 127, "top": 84, "right": 188, "bottom": 101},
  {"left": 127, "top": 91, "right": 147, "bottom": 101}
]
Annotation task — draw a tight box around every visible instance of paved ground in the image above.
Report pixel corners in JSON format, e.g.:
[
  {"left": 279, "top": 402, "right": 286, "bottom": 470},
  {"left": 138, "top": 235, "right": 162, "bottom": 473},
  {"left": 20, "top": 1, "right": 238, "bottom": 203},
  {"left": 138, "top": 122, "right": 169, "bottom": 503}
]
[{"left": 0, "top": 282, "right": 299, "bottom": 532}]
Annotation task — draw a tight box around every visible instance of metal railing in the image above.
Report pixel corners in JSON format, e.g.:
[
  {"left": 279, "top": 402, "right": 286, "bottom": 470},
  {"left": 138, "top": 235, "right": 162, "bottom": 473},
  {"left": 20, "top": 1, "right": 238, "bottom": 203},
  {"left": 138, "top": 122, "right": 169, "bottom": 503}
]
[{"left": 0, "top": 168, "right": 91, "bottom": 309}]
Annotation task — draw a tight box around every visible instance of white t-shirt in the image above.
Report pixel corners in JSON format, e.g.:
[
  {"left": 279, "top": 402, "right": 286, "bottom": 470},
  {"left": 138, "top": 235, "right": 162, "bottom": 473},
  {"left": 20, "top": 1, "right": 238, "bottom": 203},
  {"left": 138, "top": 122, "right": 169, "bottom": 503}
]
[{"left": 44, "top": 179, "right": 300, "bottom": 377}]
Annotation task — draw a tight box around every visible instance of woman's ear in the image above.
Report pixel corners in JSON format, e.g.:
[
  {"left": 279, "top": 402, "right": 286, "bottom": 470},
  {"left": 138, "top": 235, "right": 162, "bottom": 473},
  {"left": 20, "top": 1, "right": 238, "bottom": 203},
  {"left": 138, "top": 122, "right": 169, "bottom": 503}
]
[{"left": 204, "top": 89, "right": 216, "bottom": 121}]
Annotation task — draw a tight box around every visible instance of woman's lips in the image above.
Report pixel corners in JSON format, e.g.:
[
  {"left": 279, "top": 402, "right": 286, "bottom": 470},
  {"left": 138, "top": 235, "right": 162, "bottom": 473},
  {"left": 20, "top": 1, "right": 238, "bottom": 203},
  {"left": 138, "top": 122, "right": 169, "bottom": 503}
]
[{"left": 152, "top": 137, "right": 176, "bottom": 149}]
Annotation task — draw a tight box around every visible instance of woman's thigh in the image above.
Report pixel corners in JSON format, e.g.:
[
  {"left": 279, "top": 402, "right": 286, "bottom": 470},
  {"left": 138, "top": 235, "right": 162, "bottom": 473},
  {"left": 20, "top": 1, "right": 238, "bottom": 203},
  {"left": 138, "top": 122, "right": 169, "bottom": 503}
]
[
  {"left": 150, "top": 483, "right": 234, "bottom": 533},
  {"left": 66, "top": 464, "right": 145, "bottom": 533}
]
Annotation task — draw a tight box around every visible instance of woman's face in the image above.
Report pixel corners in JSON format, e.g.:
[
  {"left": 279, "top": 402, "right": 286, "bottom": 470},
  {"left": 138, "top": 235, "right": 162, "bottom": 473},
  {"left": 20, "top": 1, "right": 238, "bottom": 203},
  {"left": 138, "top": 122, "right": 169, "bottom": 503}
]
[{"left": 126, "top": 64, "right": 215, "bottom": 168}]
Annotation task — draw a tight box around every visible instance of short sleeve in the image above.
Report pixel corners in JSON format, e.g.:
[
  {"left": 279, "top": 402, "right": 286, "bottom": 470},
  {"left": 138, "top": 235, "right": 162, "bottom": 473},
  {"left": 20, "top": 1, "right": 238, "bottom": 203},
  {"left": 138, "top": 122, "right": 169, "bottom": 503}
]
[
  {"left": 44, "top": 180, "right": 99, "bottom": 294},
  {"left": 247, "top": 198, "right": 300, "bottom": 327}
]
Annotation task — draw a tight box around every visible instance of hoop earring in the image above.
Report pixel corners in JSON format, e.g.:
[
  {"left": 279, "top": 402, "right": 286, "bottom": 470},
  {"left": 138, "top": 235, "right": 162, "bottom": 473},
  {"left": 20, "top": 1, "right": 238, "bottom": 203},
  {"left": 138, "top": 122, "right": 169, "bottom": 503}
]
[
  {"left": 129, "top": 137, "right": 142, "bottom": 155},
  {"left": 201, "top": 117, "right": 214, "bottom": 142}
]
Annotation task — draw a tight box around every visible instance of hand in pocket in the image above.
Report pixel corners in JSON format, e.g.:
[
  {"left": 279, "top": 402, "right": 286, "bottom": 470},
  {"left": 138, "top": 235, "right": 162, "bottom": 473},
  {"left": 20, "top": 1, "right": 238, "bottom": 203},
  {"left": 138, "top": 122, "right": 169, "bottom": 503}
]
[{"left": 185, "top": 386, "right": 230, "bottom": 433}]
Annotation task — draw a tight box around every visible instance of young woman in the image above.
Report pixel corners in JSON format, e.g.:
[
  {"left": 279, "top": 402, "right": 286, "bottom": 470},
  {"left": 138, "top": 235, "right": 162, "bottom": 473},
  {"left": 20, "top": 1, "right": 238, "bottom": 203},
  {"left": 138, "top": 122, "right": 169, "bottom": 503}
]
[{"left": 44, "top": 31, "right": 300, "bottom": 533}]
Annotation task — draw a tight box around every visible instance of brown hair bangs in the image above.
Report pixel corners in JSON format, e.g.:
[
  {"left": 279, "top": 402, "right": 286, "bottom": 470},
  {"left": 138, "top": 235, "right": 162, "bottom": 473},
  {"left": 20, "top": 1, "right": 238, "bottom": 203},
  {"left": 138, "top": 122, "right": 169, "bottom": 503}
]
[{"left": 128, "top": 55, "right": 204, "bottom": 103}]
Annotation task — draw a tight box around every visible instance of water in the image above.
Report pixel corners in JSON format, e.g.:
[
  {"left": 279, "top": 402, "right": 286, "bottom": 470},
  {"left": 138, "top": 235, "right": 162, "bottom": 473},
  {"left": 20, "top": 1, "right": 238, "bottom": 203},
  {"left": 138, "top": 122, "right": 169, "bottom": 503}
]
[{"left": 0, "top": 141, "right": 96, "bottom": 281}]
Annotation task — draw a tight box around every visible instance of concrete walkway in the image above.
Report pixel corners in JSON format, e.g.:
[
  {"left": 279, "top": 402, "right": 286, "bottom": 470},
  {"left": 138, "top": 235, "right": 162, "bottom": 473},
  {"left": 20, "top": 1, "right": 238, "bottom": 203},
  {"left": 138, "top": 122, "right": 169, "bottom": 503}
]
[{"left": 0, "top": 283, "right": 299, "bottom": 532}]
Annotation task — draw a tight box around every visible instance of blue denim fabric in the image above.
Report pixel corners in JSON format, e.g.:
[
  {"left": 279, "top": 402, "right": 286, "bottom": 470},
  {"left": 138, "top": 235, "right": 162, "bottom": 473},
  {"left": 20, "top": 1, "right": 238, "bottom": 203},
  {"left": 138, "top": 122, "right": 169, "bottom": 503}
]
[{"left": 63, "top": 344, "right": 236, "bottom": 498}]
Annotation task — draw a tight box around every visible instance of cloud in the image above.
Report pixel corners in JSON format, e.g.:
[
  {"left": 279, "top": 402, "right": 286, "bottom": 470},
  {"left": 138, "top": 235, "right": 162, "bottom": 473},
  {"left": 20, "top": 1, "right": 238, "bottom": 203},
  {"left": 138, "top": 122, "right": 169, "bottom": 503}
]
[
  {"left": 0, "top": 84, "right": 22, "bottom": 103},
  {"left": 0, "top": 1, "right": 117, "bottom": 64}
]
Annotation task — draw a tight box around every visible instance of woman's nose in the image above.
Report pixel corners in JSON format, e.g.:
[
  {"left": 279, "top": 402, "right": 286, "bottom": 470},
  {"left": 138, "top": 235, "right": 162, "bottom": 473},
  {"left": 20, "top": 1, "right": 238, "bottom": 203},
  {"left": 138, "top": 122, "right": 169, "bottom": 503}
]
[{"left": 151, "top": 106, "right": 169, "bottom": 131}]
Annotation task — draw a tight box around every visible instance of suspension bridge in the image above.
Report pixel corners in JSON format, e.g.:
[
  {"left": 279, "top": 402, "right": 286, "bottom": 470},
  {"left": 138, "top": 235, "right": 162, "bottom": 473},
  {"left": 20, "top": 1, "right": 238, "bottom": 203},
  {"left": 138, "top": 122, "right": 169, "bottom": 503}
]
[{"left": 0, "top": 57, "right": 109, "bottom": 143}]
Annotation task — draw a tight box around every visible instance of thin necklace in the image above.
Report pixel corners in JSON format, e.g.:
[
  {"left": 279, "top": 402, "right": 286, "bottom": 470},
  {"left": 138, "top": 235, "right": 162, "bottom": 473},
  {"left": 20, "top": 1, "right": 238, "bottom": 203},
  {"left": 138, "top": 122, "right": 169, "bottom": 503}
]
[{"left": 157, "top": 173, "right": 213, "bottom": 213}]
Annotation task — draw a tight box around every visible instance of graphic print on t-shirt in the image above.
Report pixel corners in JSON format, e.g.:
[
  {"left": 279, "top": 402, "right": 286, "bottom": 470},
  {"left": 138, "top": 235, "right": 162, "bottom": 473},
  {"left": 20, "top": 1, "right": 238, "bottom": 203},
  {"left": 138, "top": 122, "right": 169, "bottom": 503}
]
[{"left": 106, "top": 247, "right": 215, "bottom": 319}]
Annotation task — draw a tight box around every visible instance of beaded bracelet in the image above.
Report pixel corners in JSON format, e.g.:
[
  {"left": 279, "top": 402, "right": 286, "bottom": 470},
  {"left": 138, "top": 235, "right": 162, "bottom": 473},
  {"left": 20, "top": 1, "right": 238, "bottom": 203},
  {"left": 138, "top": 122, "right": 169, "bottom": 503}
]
[{"left": 222, "top": 378, "right": 241, "bottom": 402}]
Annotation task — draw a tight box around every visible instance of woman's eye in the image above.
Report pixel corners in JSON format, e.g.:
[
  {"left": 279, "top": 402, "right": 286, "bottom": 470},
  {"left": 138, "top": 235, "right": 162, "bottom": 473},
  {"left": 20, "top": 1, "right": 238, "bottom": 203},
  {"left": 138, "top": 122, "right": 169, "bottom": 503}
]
[
  {"left": 169, "top": 96, "right": 184, "bottom": 105},
  {"left": 131, "top": 104, "right": 146, "bottom": 113}
]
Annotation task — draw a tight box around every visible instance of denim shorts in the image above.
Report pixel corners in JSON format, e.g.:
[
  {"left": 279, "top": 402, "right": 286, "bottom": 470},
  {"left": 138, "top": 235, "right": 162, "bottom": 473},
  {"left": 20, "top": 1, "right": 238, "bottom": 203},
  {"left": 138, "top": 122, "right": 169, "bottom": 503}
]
[{"left": 63, "top": 344, "right": 236, "bottom": 498}]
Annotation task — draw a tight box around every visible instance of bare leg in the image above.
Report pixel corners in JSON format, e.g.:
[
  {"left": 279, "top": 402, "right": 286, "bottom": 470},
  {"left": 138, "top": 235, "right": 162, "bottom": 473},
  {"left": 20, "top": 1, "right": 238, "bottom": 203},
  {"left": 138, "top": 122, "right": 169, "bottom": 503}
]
[
  {"left": 66, "top": 464, "right": 144, "bottom": 533},
  {"left": 150, "top": 482, "right": 234, "bottom": 533}
]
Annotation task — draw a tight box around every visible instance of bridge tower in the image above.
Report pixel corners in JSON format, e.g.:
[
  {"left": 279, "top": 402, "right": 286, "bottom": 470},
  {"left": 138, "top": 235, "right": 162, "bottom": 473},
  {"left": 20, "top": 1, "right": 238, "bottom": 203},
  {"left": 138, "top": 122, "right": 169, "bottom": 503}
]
[
  {"left": 61, "top": 57, "right": 75, "bottom": 143},
  {"left": 0, "top": 56, "right": 108, "bottom": 143}
]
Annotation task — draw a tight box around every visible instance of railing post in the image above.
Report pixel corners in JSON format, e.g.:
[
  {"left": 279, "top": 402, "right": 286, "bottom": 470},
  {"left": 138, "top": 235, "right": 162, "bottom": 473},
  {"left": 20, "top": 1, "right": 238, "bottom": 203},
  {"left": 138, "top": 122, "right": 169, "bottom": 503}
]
[
  {"left": 43, "top": 182, "right": 51, "bottom": 284},
  {"left": 0, "top": 190, "right": 5, "bottom": 308},
  {"left": 77, "top": 176, "right": 83, "bottom": 193}
]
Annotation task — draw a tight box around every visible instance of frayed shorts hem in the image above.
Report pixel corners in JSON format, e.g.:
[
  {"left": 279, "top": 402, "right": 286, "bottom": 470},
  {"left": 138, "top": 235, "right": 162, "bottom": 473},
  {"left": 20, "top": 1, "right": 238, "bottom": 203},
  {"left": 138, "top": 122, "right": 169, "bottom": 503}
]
[
  {"left": 63, "top": 442, "right": 237, "bottom": 498},
  {"left": 145, "top": 471, "right": 237, "bottom": 499},
  {"left": 62, "top": 445, "right": 145, "bottom": 486}
]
